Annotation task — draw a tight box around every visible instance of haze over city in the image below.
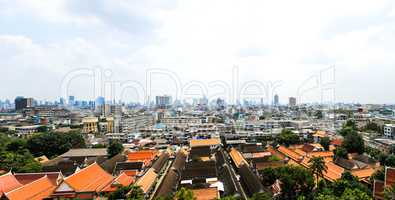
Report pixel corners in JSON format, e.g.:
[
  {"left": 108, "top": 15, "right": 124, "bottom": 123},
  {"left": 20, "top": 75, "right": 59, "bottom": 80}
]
[{"left": 1, "top": 0, "right": 395, "bottom": 104}]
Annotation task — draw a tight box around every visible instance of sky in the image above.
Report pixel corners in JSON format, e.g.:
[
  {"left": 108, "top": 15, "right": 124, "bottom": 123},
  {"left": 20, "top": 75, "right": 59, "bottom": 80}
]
[{"left": 1, "top": 0, "right": 395, "bottom": 104}]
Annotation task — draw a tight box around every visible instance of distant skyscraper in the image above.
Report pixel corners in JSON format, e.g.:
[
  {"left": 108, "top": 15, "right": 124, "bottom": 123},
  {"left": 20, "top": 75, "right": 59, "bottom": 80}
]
[
  {"left": 59, "top": 97, "right": 65, "bottom": 105},
  {"left": 68, "top": 96, "right": 75, "bottom": 106},
  {"left": 274, "top": 94, "right": 279, "bottom": 106},
  {"left": 15, "top": 97, "right": 33, "bottom": 111},
  {"left": 95, "top": 96, "right": 105, "bottom": 106},
  {"left": 155, "top": 95, "right": 171, "bottom": 109},
  {"left": 289, "top": 97, "right": 297, "bottom": 107}
]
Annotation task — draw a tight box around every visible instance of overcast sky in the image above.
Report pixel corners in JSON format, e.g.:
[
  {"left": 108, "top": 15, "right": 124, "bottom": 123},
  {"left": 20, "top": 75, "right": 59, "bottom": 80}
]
[{"left": 1, "top": 0, "right": 395, "bottom": 104}]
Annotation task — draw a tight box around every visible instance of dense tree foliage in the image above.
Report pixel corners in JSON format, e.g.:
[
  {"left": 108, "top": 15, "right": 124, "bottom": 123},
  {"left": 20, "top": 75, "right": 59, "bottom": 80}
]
[
  {"left": 0, "top": 133, "right": 41, "bottom": 173},
  {"left": 107, "top": 140, "right": 124, "bottom": 158},
  {"left": 309, "top": 156, "right": 327, "bottom": 184},
  {"left": 273, "top": 166, "right": 314, "bottom": 199},
  {"left": 334, "top": 146, "right": 348, "bottom": 159},
  {"left": 338, "top": 121, "right": 365, "bottom": 154},
  {"left": 108, "top": 185, "right": 144, "bottom": 200},
  {"left": 26, "top": 130, "right": 86, "bottom": 158},
  {"left": 175, "top": 187, "right": 195, "bottom": 200},
  {"left": 315, "top": 172, "right": 371, "bottom": 199},
  {"left": 276, "top": 129, "right": 301, "bottom": 146},
  {"left": 319, "top": 137, "right": 330, "bottom": 151}
]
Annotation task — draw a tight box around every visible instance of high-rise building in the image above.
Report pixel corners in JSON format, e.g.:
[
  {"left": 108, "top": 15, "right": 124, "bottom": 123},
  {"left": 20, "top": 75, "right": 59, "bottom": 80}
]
[
  {"left": 95, "top": 96, "right": 105, "bottom": 106},
  {"left": 15, "top": 97, "right": 33, "bottom": 111},
  {"left": 274, "top": 94, "right": 279, "bottom": 106},
  {"left": 68, "top": 96, "right": 75, "bottom": 106},
  {"left": 289, "top": 97, "right": 297, "bottom": 107},
  {"left": 59, "top": 97, "right": 65, "bottom": 106},
  {"left": 155, "top": 95, "right": 172, "bottom": 109}
]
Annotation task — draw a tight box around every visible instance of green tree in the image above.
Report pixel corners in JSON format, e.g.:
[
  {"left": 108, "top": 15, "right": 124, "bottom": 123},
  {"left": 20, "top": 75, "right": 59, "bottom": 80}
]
[
  {"left": 339, "top": 126, "right": 355, "bottom": 137},
  {"left": 6, "top": 138, "right": 27, "bottom": 153},
  {"left": 334, "top": 146, "right": 348, "bottom": 159},
  {"left": 320, "top": 137, "right": 331, "bottom": 151},
  {"left": 342, "top": 131, "right": 364, "bottom": 154},
  {"left": 276, "top": 129, "right": 301, "bottom": 146},
  {"left": 341, "top": 188, "right": 371, "bottom": 200},
  {"left": 385, "top": 184, "right": 395, "bottom": 200},
  {"left": 107, "top": 140, "right": 124, "bottom": 158},
  {"left": 127, "top": 185, "right": 144, "bottom": 200},
  {"left": 385, "top": 154, "right": 395, "bottom": 167},
  {"left": 309, "top": 156, "right": 327, "bottom": 184},
  {"left": 175, "top": 187, "right": 195, "bottom": 200},
  {"left": 27, "top": 131, "right": 86, "bottom": 158},
  {"left": 249, "top": 192, "right": 271, "bottom": 200},
  {"left": 260, "top": 167, "right": 277, "bottom": 186},
  {"left": 315, "top": 110, "right": 323, "bottom": 119},
  {"left": 0, "top": 150, "right": 41, "bottom": 173},
  {"left": 275, "top": 166, "right": 314, "bottom": 200}
]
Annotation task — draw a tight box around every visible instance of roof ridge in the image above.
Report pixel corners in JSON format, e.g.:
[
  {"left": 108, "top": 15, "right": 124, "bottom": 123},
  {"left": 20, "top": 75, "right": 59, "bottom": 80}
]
[
  {"left": 5, "top": 175, "right": 51, "bottom": 196},
  {"left": 64, "top": 162, "right": 99, "bottom": 180}
]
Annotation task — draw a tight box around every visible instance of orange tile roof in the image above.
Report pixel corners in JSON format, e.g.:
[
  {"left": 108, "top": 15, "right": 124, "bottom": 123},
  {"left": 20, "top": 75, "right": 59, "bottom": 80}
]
[
  {"left": 5, "top": 176, "right": 56, "bottom": 200},
  {"left": 309, "top": 151, "right": 334, "bottom": 158},
  {"left": 331, "top": 139, "right": 343, "bottom": 146},
  {"left": 324, "top": 162, "right": 344, "bottom": 182},
  {"left": 229, "top": 148, "right": 248, "bottom": 168},
  {"left": 192, "top": 188, "right": 219, "bottom": 200},
  {"left": 122, "top": 170, "right": 140, "bottom": 177},
  {"left": 294, "top": 149, "right": 307, "bottom": 156},
  {"left": 136, "top": 168, "right": 157, "bottom": 193},
  {"left": 352, "top": 168, "right": 375, "bottom": 179},
  {"left": 190, "top": 138, "right": 221, "bottom": 148},
  {"left": 101, "top": 172, "right": 134, "bottom": 193},
  {"left": 62, "top": 163, "right": 114, "bottom": 193},
  {"left": 277, "top": 146, "right": 303, "bottom": 162},
  {"left": 127, "top": 150, "right": 158, "bottom": 165},
  {"left": 0, "top": 172, "right": 22, "bottom": 197}
]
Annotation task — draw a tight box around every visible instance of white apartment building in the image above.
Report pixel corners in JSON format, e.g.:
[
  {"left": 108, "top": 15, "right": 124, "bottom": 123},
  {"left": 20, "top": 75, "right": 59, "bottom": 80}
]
[{"left": 384, "top": 124, "right": 395, "bottom": 138}]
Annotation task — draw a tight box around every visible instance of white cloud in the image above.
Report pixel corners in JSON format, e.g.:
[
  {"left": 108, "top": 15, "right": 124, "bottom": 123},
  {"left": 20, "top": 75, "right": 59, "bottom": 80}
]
[{"left": 1, "top": 0, "right": 395, "bottom": 103}]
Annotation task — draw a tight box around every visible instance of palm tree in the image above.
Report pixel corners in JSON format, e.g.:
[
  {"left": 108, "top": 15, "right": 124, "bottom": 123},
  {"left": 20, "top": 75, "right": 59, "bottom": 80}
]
[
  {"left": 309, "top": 156, "right": 327, "bottom": 185},
  {"left": 175, "top": 187, "right": 196, "bottom": 200}
]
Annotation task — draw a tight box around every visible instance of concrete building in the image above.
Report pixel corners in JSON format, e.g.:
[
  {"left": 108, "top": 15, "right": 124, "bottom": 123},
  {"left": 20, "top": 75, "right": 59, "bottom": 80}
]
[
  {"left": 274, "top": 94, "right": 279, "bottom": 106},
  {"left": 155, "top": 95, "right": 171, "bottom": 109},
  {"left": 120, "top": 114, "right": 154, "bottom": 133},
  {"left": 289, "top": 97, "right": 297, "bottom": 107},
  {"left": 82, "top": 117, "right": 99, "bottom": 134},
  {"left": 384, "top": 124, "right": 395, "bottom": 138},
  {"left": 15, "top": 97, "right": 33, "bottom": 111}
]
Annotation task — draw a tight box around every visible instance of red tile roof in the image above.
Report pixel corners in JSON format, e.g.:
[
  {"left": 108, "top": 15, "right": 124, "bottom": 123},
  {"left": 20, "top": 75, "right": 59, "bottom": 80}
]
[
  {"left": 0, "top": 172, "right": 22, "bottom": 197},
  {"left": 374, "top": 180, "right": 385, "bottom": 200},
  {"left": 5, "top": 176, "right": 56, "bottom": 200},
  {"left": 386, "top": 167, "right": 395, "bottom": 187}
]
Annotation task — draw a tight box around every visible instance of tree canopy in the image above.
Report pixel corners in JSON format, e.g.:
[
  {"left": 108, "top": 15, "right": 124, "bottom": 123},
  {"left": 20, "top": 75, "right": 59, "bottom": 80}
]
[
  {"left": 276, "top": 129, "right": 301, "bottom": 146},
  {"left": 26, "top": 130, "right": 86, "bottom": 158},
  {"left": 107, "top": 140, "right": 124, "bottom": 158}
]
